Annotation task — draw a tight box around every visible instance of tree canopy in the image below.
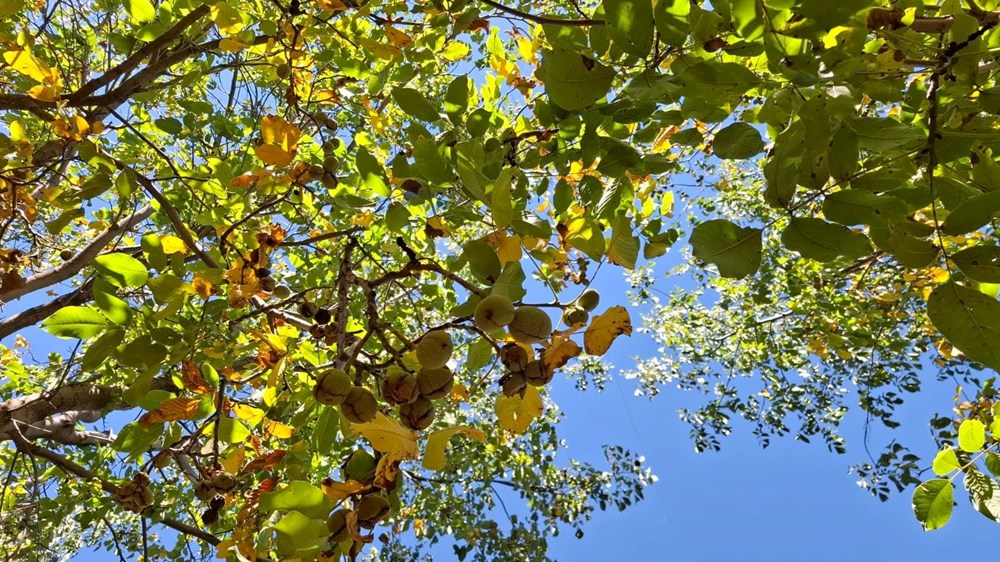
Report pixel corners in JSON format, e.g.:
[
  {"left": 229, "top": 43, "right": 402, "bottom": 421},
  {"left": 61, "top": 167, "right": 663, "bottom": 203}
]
[{"left": 3, "top": 0, "right": 1000, "bottom": 559}]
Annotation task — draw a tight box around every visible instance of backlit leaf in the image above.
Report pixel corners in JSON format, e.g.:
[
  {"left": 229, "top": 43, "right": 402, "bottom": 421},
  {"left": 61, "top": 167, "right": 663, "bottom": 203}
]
[
  {"left": 583, "top": 306, "right": 632, "bottom": 356},
  {"left": 927, "top": 281, "right": 1000, "bottom": 371},
  {"left": 422, "top": 426, "right": 487, "bottom": 471},
  {"left": 351, "top": 413, "right": 419, "bottom": 459},
  {"left": 690, "top": 219, "right": 762, "bottom": 278},
  {"left": 495, "top": 384, "right": 543, "bottom": 434},
  {"left": 912, "top": 479, "right": 954, "bottom": 531}
]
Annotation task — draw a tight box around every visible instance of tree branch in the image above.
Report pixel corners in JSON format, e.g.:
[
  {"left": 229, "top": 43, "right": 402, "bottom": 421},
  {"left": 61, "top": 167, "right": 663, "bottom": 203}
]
[
  {"left": 0, "top": 206, "right": 152, "bottom": 302},
  {"left": 480, "top": 0, "right": 605, "bottom": 26},
  {"left": 65, "top": 4, "right": 212, "bottom": 103},
  {"left": 0, "top": 279, "right": 93, "bottom": 341}
]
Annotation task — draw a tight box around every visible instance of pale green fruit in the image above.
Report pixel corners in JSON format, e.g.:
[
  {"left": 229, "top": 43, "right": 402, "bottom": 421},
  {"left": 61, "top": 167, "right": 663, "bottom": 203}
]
[
  {"left": 562, "top": 306, "right": 589, "bottom": 326},
  {"left": 577, "top": 289, "right": 600, "bottom": 311},
  {"left": 508, "top": 306, "right": 552, "bottom": 344},
  {"left": 415, "top": 330, "right": 453, "bottom": 369},
  {"left": 474, "top": 294, "right": 516, "bottom": 333}
]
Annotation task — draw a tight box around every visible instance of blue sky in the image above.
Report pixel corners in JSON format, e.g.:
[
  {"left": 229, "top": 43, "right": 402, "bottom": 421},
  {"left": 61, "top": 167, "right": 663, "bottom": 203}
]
[{"left": 537, "top": 261, "right": 996, "bottom": 561}]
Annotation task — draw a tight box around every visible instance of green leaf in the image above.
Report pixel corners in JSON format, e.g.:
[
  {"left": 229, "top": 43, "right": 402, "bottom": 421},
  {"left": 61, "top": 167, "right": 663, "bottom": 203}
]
[
  {"left": 42, "top": 306, "right": 108, "bottom": 339},
  {"left": 780, "top": 218, "right": 871, "bottom": 262},
  {"left": 603, "top": 0, "right": 654, "bottom": 58},
  {"left": 153, "top": 117, "right": 182, "bottom": 135},
  {"left": 912, "top": 479, "right": 954, "bottom": 531},
  {"left": 941, "top": 191, "right": 1000, "bottom": 235},
  {"left": 259, "top": 481, "right": 332, "bottom": 519},
  {"left": 985, "top": 453, "right": 1000, "bottom": 478},
  {"left": 850, "top": 118, "right": 926, "bottom": 153},
  {"left": 112, "top": 422, "right": 163, "bottom": 460},
  {"left": 690, "top": 219, "right": 762, "bottom": 279},
  {"left": 491, "top": 167, "right": 515, "bottom": 228},
  {"left": 313, "top": 408, "right": 341, "bottom": 452},
  {"left": 93, "top": 279, "right": 132, "bottom": 326},
  {"left": 392, "top": 88, "right": 441, "bottom": 122},
  {"left": 965, "top": 471, "right": 1000, "bottom": 522},
  {"left": 124, "top": 0, "right": 156, "bottom": 23},
  {"left": 455, "top": 141, "right": 489, "bottom": 203},
  {"left": 565, "top": 217, "right": 607, "bottom": 262},
  {"left": 491, "top": 262, "right": 527, "bottom": 303},
  {"left": 413, "top": 137, "right": 454, "bottom": 184},
  {"left": 953, "top": 245, "right": 1000, "bottom": 283},
  {"left": 462, "top": 240, "right": 501, "bottom": 283},
  {"left": 465, "top": 338, "right": 494, "bottom": 371},
  {"left": 927, "top": 281, "right": 1000, "bottom": 371},
  {"left": 355, "top": 148, "right": 390, "bottom": 197},
  {"left": 93, "top": 252, "right": 148, "bottom": 288},
  {"left": 712, "top": 123, "right": 765, "bottom": 159},
  {"left": 608, "top": 215, "right": 639, "bottom": 269},
  {"left": 536, "top": 48, "right": 615, "bottom": 111},
  {"left": 959, "top": 419, "right": 986, "bottom": 452},
  {"left": 822, "top": 190, "right": 908, "bottom": 226},
  {"left": 215, "top": 418, "right": 250, "bottom": 444},
  {"left": 931, "top": 448, "right": 961, "bottom": 476},
  {"left": 272, "top": 510, "right": 327, "bottom": 558},
  {"left": 652, "top": 0, "right": 689, "bottom": 47},
  {"left": 81, "top": 329, "right": 126, "bottom": 370}
]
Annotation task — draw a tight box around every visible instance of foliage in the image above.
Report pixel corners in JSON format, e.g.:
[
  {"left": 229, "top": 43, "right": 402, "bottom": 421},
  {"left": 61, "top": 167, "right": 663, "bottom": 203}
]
[{"left": 4, "top": 0, "right": 1000, "bottom": 559}]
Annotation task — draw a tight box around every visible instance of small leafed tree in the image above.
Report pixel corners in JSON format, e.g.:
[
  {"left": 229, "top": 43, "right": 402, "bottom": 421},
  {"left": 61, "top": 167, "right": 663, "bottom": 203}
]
[{"left": 2, "top": 0, "right": 1000, "bottom": 559}]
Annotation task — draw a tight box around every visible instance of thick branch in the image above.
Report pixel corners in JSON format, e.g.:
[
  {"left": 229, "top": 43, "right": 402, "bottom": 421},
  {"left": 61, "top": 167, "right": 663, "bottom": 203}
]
[
  {"left": 0, "top": 206, "right": 153, "bottom": 302},
  {"left": 0, "top": 379, "right": 179, "bottom": 445},
  {"left": 65, "top": 5, "right": 211, "bottom": 103},
  {"left": 0, "top": 279, "right": 93, "bottom": 341}
]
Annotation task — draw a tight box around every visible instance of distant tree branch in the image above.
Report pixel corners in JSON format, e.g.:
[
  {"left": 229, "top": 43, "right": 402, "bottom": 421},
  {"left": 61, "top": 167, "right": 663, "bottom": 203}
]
[{"left": 0, "top": 205, "right": 153, "bottom": 303}]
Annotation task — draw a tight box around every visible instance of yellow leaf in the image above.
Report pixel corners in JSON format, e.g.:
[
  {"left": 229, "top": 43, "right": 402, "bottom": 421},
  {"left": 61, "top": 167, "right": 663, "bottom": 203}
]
[
  {"left": 496, "top": 234, "right": 522, "bottom": 266},
  {"left": 422, "top": 426, "right": 486, "bottom": 471},
  {"left": 160, "top": 235, "right": 187, "bottom": 254},
  {"left": 350, "top": 412, "right": 419, "bottom": 459},
  {"left": 181, "top": 360, "right": 213, "bottom": 394},
  {"left": 233, "top": 403, "right": 265, "bottom": 426},
  {"left": 220, "top": 446, "right": 245, "bottom": 474},
  {"left": 384, "top": 25, "right": 413, "bottom": 48},
  {"left": 192, "top": 273, "right": 213, "bottom": 298},
  {"left": 321, "top": 478, "right": 368, "bottom": 501},
  {"left": 139, "top": 397, "right": 201, "bottom": 426},
  {"left": 582, "top": 305, "right": 632, "bottom": 356},
  {"left": 4, "top": 49, "right": 54, "bottom": 82},
  {"left": 211, "top": 2, "right": 244, "bottom": 35},
  {"left": 27, "top": 84, "right": 60, "bottom": 102},
  {"left": 542, "top": 338, "right": 581, "bottom": 373},
  {"left": 218, "top": 37, "right": 248, "bottom": 52},
  {"left": 358, "top": 37, "right": 401, "bottom": 61},
  {"left": 264, "top": 419, "right": 294, "bottom": 439},
  {"left": 215, "top": 539, "right": 235, "bottom": 559},
  {"left": 317, "top": 0, "right": 347, "bottom": 11},
  {"left": 375, "top": 451, "right": 405, "bottom": 489},
  {"left": 426, "top": 217, "right": 451, "bottom": 237},
  {"left": 441, "top": 41, "right": 471, "bottom": 62},
  {"left": 495, "top": 385, "right": 543, "bottom": 434},
  {"left": 254, "top": 144, "right": 294, "bottom": 167}
]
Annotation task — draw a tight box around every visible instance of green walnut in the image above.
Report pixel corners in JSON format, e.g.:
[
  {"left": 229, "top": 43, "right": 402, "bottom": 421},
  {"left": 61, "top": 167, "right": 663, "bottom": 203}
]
[
  {"left": 501, "top": 372, "right": 527, "bottom": 397},
  {"left": 523, "top": 360, "right": 554, "bottom": 387},
  {"left": 326, "top": 508, "right": 350, "bottom": 542},
  {"left": 313, "top": 368, "right": 352, "bottom": 406},
  {"left": 577, "top": 288, "right": 600, "bottom": 311},
  {"left": 416, "top": 367, "right": 454, "bottom": 399},
  {"left": 211, "top": 471, "right": 238, "bottom": 492},
  {"left": 562, "top": 306, "right": 589, "bottom": 326},
  {"left": 322, "top": 156, "right": 340, "bottom": 173},
  {"left": 415, "top": 330, "right": 453, "bottom": 369},
  {"left": 399, "top": 396, "right": 435, "bottom": 430},
  {"left": 356, "top": 494, "right": 392, "bottom": 528},
  {"left": 380, "top": 367, "right": 419, "bottom": 405},
  {"left": 344, "top": 449, "right": 377, "bottom": 482},
  {"left": 272, "top": 284, "right": 292, "bottom": 299},
  {"left": 299, "top": 302, "right": 319, "bottom": 318},
  {"left": 474, "top": 294, "right": 516, "bottom": 333},
  {"left": 195, "top": 481, "right": 216, "bottom": 502},
  {"left": 508, "top": 306, "right": 552, "bottom": 345},
  {"left": 499, "top": 343, "right": 529, "bottom": 372},
  {"left": 340, "top": 386, "right": 378, "bottom": 423}
]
